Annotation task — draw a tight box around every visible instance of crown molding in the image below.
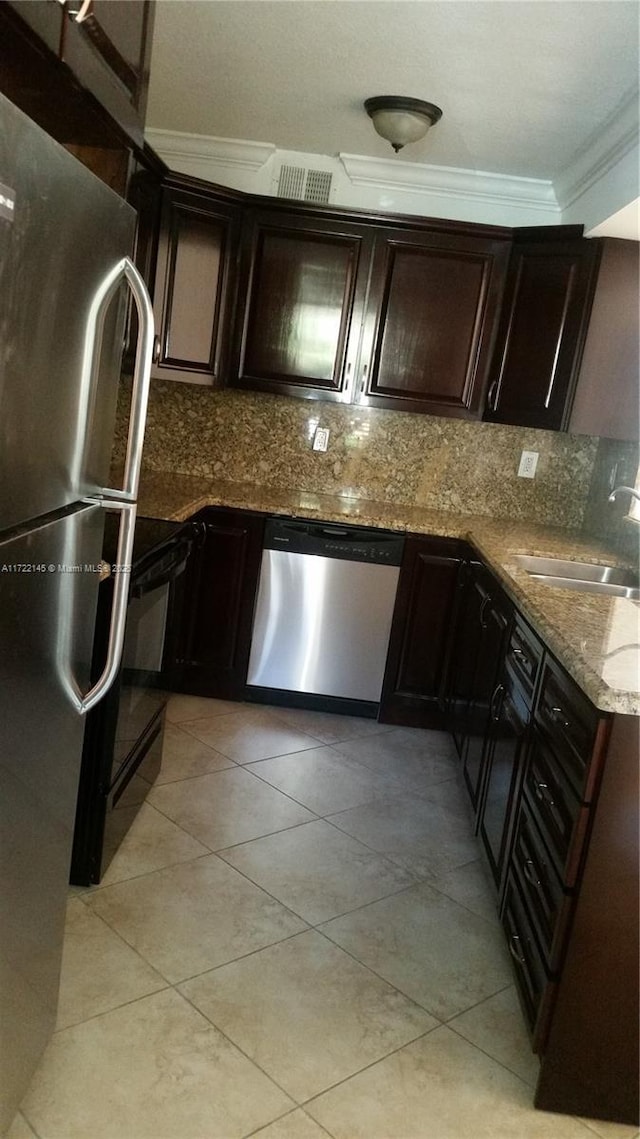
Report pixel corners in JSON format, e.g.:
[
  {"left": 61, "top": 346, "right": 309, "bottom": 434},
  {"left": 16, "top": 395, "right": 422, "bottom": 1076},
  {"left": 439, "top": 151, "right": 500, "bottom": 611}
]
[
  {"left": 339, "top": 152, "right": 559, "bottom": 213},
  {"left": 145, "top": 128, "right": 275, "bottom": 172},
  {"left": 553, "top": 91, "right": 640, "bottom": 210}
]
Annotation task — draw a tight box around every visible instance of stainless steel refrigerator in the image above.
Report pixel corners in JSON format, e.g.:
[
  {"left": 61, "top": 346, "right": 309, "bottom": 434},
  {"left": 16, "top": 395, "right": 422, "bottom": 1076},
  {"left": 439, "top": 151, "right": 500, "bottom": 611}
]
[{"left": 0, "top": 94, "right": 154, "bottom": 1133}]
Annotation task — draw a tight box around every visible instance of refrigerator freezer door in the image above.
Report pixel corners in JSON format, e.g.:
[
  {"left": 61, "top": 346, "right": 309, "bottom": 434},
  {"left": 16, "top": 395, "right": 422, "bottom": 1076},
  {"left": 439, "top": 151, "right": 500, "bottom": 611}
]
[
  {"left": 0, "top": 94, "right": 136, "bottom": 532},
  {"left": 0, "top": 503, "right": 103, "bottom": 1132}
]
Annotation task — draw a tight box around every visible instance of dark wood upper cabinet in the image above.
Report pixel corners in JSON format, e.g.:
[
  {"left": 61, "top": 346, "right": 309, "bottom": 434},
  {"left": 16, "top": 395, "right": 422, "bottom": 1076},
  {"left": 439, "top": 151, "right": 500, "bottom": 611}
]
[
  {"left": 379, "top": 535, "right": 465, "bottom": 728},
  {"left": 484, "top": 232, "right": 599, "bottom": 431},
  {"left": 2, "top": 1, "right": 154, "bottom": 151},
  {"left": 60, "top": 0, "right": 155, "bottom": 147},
  {"left": 231, "top": 212, "right": 509, "bottom": 414},
  {"left": 231, "top": 211, "right": 374, "bottom": 400},
  {"left": 5, "top": 0, "right": 64, "bottom": 55},
  {"left": 359, "top": 229, "right": 509, "bottom": 417},
  {"left": 569, "top": 238, "right": 639, "bottom": 441},
  {"left": 151, "top": 183, "right": 241, "bottom": 386}
]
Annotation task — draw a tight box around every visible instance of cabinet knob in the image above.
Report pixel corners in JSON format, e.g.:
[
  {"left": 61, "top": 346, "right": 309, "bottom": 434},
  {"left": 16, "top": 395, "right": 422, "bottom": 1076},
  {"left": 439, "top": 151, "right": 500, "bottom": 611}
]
[
  {"left": 508, "top": 934, "right": 526, "bottom": 967},
  {"left": 152, "top": 334, "right": 161, "bottom": 365},
  {"left": 549, "top": 704, "right": 570, "bottom": 730},
  {"left": 486, "top": 379, "right": 499, "bottom": 413},
  {"left": 522, "top": 858, "right": 542, "bottom": 889},
  {"left": 534, "top": 780, "right": 555, "bottom": 809}
]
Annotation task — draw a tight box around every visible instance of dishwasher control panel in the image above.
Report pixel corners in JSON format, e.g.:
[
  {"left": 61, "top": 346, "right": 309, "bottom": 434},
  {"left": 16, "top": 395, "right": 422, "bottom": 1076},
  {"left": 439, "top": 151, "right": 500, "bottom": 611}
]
[{"left": 264, "top": 518, "right": 405, "bottom": 566}]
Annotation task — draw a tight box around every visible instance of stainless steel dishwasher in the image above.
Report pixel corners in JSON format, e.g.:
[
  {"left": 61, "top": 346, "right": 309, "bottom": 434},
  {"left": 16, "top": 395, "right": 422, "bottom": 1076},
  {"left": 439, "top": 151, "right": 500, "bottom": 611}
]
[{"left": 247, "top": 518, "right": 405, "bottom": 703}]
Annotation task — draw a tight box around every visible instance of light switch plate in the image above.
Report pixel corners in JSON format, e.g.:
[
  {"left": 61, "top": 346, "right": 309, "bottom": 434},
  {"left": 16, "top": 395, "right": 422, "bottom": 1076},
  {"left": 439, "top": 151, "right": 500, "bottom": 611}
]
[
  {"left": 518, "top": 450, "right": 539, "bottom": 478},
  {"left": 313, "top": 427, "right": 330, "bottom": 452}
]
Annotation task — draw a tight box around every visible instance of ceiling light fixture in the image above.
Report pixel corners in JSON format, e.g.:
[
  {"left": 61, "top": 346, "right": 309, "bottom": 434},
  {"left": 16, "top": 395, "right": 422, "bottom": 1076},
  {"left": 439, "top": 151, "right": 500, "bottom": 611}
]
[{"left": 364, "top": 96, "right": 443, "bottom": 153}]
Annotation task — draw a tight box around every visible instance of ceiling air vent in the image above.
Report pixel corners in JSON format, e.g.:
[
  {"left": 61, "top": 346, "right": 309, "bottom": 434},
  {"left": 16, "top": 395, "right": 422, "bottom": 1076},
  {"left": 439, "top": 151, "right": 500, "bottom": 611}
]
[{"left": 276, "top": 165, "right": 332, "bottom": 204}]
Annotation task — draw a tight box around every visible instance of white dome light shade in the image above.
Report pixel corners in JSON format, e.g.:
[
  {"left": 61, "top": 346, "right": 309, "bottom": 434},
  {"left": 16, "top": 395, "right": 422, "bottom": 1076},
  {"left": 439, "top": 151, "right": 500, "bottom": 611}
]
[{"left": 364, "top": 96, "right": 443, "bottom": 153}]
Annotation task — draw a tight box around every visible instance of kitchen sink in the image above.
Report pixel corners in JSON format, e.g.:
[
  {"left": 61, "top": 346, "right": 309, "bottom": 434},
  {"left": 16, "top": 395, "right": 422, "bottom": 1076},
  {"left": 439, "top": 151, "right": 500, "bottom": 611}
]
[{"left": 512, "top": 555, "right": 640, "bottom": 600}]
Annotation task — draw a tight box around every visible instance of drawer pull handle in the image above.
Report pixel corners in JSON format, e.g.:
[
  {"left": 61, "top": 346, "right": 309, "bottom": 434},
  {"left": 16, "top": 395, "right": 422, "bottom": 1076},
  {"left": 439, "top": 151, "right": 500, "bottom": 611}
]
[
  {"left": 549, "top": 704, "right": 570, "bottom": 729},
  {"left": 535, "top": 781, "right": 556, "bottom": 809},
  {"left": 490, "top": 683, "right": 505, "bottom": 722},
  {"left": 522, "top": 858, "right": 542, "bottom": 889},
  {"left": 487, "top": 379, "right": 499, "bottom": 412},
  {"left": 509, "top": 935, "right": 526, "bottom": 967}
]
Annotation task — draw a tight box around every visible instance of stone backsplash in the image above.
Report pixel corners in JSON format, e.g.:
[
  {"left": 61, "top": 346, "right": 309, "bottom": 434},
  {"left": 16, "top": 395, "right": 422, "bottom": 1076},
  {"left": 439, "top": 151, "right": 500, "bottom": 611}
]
[
  {"left": 115, "top": 380, "right": 599, "bottom": 529},
  {"left": 582, "top": 436, "right": 640, "bottom": 562}
]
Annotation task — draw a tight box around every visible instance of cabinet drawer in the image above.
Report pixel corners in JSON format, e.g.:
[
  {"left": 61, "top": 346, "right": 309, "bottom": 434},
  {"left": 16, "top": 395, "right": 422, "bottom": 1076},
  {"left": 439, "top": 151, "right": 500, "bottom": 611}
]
[
  {"left": 504, "top": 615, "right": 543, "bottom": 706},
  {"left": 535, "top": 659, "right": 599, "bottom": 799},
  {"left": 511, "top": 798, "right": 573, "bottom": 970},
  {"left": 523, "top": 728, "right": 590, "bottom": 886},
  {"left": 502, "top": 873, "right": 556, "bottom": 1048}
]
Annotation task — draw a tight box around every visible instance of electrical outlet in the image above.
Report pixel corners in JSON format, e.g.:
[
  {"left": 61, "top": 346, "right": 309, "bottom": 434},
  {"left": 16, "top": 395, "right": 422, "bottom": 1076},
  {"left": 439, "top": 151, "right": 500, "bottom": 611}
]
[
  {"left": 312, "top": 426, "right": 330, "bottom": 452},
  {"left": 518, "top": 450, "right": 539, "bottom": 479}
]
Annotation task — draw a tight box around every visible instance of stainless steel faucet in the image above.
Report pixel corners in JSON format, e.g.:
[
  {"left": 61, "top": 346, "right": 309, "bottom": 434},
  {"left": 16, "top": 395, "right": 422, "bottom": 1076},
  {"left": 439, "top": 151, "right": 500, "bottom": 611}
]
[
  {"left": 609, "top": 485, "right": 640, "bottom": 527},
  {"left": 608, "top": 486, "right": 640, "bottom": 504}
]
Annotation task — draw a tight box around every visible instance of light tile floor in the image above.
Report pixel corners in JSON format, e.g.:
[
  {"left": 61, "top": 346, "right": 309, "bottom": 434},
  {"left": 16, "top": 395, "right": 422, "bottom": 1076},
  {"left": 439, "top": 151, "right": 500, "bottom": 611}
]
[{"left": 13, "top": 698, "right": 638, "bottom": 1139}]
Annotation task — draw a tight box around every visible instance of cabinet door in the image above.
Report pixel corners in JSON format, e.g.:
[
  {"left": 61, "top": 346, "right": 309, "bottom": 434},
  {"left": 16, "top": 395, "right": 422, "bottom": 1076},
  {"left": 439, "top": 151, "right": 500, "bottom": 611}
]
[
  {"left": 478, "top": 682, "right": 529, "bottom": 891},
  {"left": 152, "top": 186, "right": 241, "bottom": 386},
  {"left": 177, "top": 510, "right": 265, "bottom": 699},
  {"left": 231, "top": 211, "right": 374, "bottom": 400},
  {"left": 447, "top": 562, "right": 487, "bottom": 756},
  {"left": 5, "top": 0, "right": 63, "bottom": 55},
  {"left": 485, "top": 235, "right": 599, "bottom": 431},
  {"left": 569, "top": 238, "right": 639, "bottom": 442},
  {"left": 60, "top": 1, "right": 155, "bottom": 146},
  {"left": 461, "top": 596, "right": 511, "bottom": 813},
  {"left": 379, "top": 536, "right": 464, "bottom": 728},
  {"left": 357, "top": 228, "right": 508, "bottom": 417}
]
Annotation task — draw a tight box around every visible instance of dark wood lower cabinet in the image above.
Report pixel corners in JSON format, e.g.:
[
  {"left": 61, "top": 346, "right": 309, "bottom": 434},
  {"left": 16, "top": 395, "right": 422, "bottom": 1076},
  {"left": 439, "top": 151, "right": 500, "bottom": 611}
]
[
  {"left": 177, "top": 508, "right": 264, "bottom": 699},
  {"left": 478, "top": 680, "right": 528, "bottom": 890},
  {"left": 501, "top": 873, "right": 557, "bottom": 1051},
  {"left": 379, "top": 535, "right": 465, "bottom": 728},
  {"left": 448, "top": 561, "right": 639, "bottom": 1126},
  {"left": 534, "top": 713, "right": 639, "bottom": 1125},
  {"left": 446, "top": 562, "right": 511, "bottom": 812}
]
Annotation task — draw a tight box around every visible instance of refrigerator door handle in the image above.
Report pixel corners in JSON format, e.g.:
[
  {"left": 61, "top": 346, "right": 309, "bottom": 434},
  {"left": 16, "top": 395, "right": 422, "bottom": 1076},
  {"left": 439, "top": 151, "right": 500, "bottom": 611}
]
[
  {"left": 104, "top": 257, "right": 155, "bottom": 503},
  {"left": 74, "top": 256, "right": 154, "bottom": 504},
  {"left": 78, "top": 499, "right": 137, "bottom": 714}
]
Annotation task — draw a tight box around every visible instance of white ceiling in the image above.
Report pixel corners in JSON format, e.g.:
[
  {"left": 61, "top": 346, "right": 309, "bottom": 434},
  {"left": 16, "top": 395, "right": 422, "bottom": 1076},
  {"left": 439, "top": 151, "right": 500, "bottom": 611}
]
[{"left": 147, "top": 0, "right": 639, "bottom": 180}]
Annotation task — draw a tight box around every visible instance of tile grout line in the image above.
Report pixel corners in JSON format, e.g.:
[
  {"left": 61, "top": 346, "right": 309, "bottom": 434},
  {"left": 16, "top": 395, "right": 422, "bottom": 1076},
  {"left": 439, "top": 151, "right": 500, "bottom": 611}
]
[
  {"left": 16, "top": 1109, "right": 43, "bottom": 1139},
  {"left": 297, "top": 1021, "right": 443, "bottom": 1115},
  {"left": 175, "top": 982, "right": 301, "bottom": 1112},
  {"left": 241, "top": 1105, "right": 339, "bottom": 1139},
  {"left": 149, "top": 776, "right": 322, "bottom": 836},
  {"left": 445, "top": 1018, "right": 541, "bottom": 1092},
  {"left": 176, "top": 946, "right": 440, "bottom": 1123},
  {"left": 310, "top": 922, "right": 446, "bottom": 1021},
  {"left": 56, "top": 708, "right": 554, "bottom": 1138}
]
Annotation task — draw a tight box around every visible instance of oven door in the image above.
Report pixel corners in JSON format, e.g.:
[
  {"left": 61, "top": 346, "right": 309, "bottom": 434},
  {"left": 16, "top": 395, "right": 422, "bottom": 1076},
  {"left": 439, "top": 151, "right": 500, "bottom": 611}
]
[
  {"left": 71, "top": 528, "right": 193, "bottom": 884},
  {"left": 112, "top": 532, "right": 193, "bottom": 787}
]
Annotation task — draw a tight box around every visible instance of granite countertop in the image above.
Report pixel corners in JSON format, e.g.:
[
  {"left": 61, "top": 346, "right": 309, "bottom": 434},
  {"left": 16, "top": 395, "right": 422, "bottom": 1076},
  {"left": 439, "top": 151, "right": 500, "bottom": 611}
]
[{"left": 135, "top": 470, "right": 640, "bottom": 717}]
